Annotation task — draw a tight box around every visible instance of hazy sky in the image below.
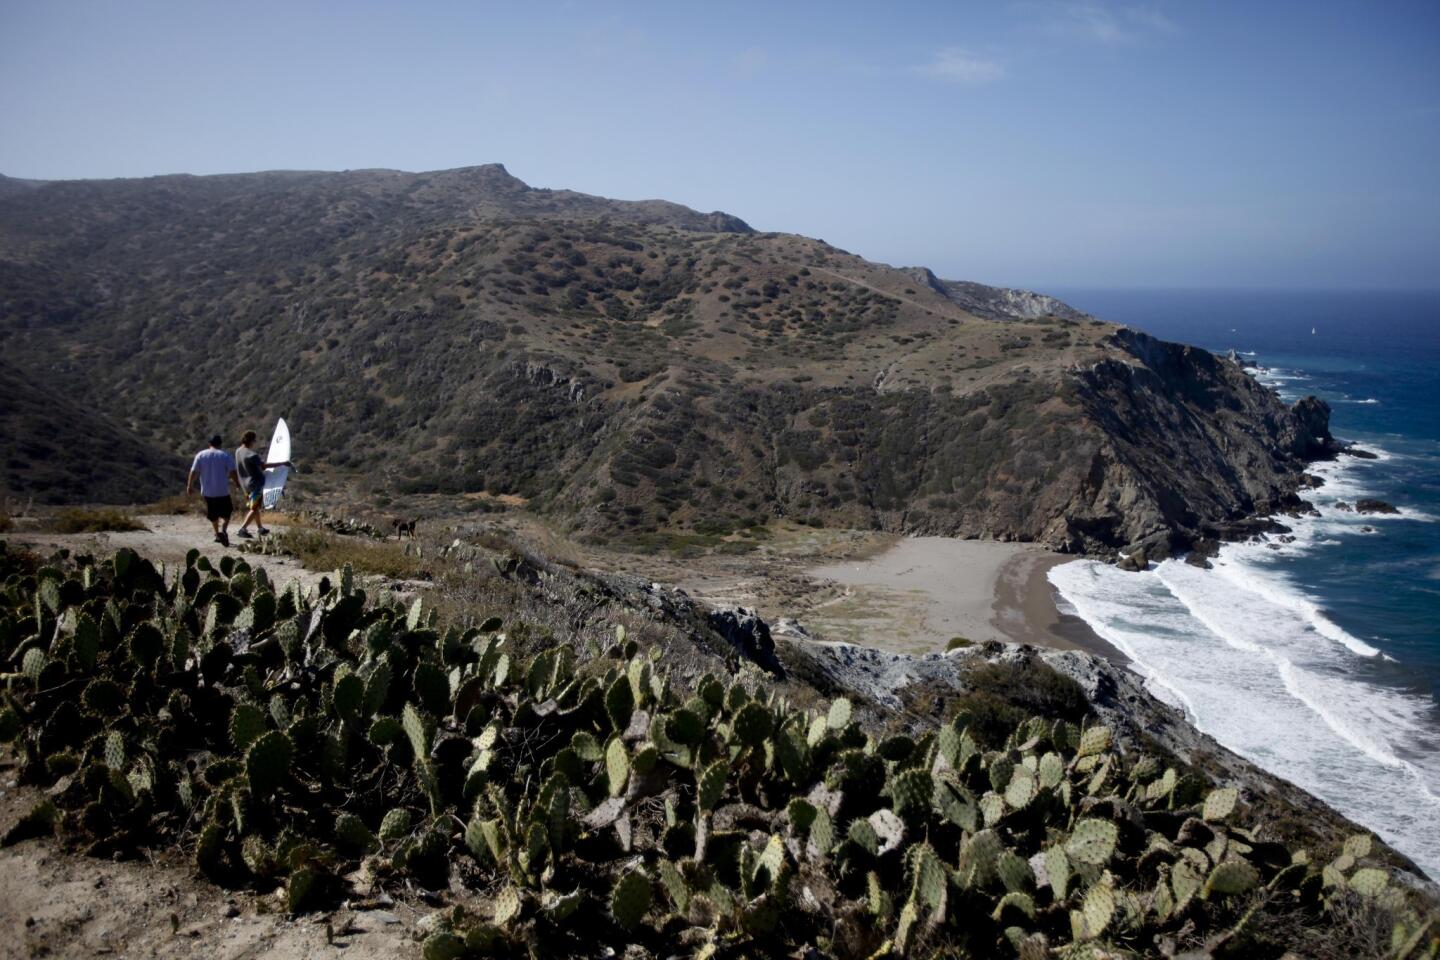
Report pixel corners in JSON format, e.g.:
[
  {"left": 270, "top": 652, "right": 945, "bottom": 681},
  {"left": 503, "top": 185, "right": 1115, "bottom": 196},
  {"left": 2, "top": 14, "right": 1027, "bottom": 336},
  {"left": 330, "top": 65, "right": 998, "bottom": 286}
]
[{"left": 2, "top": 0, "right": 1438, "bottom": 289}]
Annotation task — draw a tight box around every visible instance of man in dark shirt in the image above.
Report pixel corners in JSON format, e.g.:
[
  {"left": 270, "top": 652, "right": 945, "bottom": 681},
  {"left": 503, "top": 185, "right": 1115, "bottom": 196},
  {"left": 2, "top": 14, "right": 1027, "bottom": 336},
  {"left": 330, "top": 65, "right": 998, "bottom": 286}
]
[{"left": 234, "top": 430, "right": 292, "bottom": 539}]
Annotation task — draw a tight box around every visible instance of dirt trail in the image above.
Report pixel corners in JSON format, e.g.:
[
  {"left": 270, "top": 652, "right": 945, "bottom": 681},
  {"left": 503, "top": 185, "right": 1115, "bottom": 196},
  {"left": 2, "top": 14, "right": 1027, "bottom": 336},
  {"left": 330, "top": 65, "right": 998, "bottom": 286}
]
[
  {"left": 0, "top": 834, "right": 424, "bottom": 959},
  {"left": 0, "top": 518, "right": 426, "bottom": 958},
  {"left": 2, "top": 514, "right": 328, "bottom": 594}
]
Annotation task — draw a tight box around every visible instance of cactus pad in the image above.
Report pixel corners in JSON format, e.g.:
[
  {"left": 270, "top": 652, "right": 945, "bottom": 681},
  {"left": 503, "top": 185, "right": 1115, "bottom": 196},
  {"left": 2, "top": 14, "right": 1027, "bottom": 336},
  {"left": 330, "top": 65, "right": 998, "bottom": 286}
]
[
  {"left": 731, "top": 701, "right": 773, "bottom": 748},
  {"left": 230, "top": 703, "right": 267, "bottom": 750},
  {"left": 244, "top": 730, "right": 293, "bottom": 798},
  {"left": 1201, "top": 786, "right": 1238, "bottom": 822},
  {"left": 335, "top": 813, "right": 378, "bottom": 852},
  {"left": 1072, "top": 878, "right": 1115, "bottom": 939},
  {"left": 908, "top": 841, "right": 948, "bottom": 910},
  {"left": 1038, "top": 751, "right": 1064, "bottom": 789},
  {"left": 890, "top": 767, "right": 933, "bottom": 817},
  {"left": 1203, "top": 859, "right": 1259, "bottom": 898},
  {"left": 1348, "top": 867, "right": 1388, "bottom": 898},
  {"left": 610, "top": 870, "right": 651, "bottom": 930},
  {"left": 697, "top": 759, "right": 728, "bottom": 811},
  {"left": 605, "top": 737, "right": 630, "bottom": 798},
  {"left": 604, "top": 675, "right": 634, "bottom": 732},
  {"left": 992, "top": 891, "right": 1038, "bottom": 923},
  {"left": 1343, "top": 833, "right": 1373, "bottom": 860},
  {"left": 1065, "top": 818, "right": 1118, "bottom": 866},
  {"left": 401, "top": 702, "right": 432, "bottom": 759},
  {"left": 1046, "top": 845, "right": 1071, "bottom": 901},
  {"left": 998, "top": 849, "right": 1034, "bottom": 892},
  {"left": 1005, "top": 766, "right": 1037, "bottom": 809},
  {"left": 1076, "top": 724, "right": 1112, "bottom": 759}
]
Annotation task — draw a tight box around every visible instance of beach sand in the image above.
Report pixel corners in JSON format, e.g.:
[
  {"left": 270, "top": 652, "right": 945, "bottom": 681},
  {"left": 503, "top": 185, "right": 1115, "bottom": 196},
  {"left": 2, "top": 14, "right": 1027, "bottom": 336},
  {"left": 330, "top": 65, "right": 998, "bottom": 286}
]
[{"left": 806, "top": 536, "right": 1122, "bottom": 660}]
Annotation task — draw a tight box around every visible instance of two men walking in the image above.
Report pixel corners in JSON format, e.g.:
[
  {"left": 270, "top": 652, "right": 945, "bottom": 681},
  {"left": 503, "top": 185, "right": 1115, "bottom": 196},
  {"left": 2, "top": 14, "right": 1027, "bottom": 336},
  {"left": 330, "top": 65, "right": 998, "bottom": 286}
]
[{"left": 187, "top": 430, "right": 291, "bottom": 547}]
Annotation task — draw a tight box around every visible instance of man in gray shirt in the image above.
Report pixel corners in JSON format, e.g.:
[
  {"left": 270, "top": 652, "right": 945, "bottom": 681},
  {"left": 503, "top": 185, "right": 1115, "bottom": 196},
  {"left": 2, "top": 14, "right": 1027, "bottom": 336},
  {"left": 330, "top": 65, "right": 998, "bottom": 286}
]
[
  {"left": 234, "top": 429, "right": 291, "bottom": 539},
  {"left": 187, "top": 434, "right": 241, "bottom": 546}
]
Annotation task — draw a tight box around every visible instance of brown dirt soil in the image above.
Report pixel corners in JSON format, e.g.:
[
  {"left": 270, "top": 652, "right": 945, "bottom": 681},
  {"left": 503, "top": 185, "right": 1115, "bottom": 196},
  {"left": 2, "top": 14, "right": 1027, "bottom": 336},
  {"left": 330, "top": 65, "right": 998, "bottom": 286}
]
[{"left": 0, "top": 774, "right": 425, "bottom": 960}]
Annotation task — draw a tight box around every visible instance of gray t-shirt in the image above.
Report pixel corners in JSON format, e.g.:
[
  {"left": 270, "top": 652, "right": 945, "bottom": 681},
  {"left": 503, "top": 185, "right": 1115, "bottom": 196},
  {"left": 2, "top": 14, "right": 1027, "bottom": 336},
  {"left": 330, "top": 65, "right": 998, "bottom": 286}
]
[{"left": 236, "top": 445, "right": 265, "bottom": 493}]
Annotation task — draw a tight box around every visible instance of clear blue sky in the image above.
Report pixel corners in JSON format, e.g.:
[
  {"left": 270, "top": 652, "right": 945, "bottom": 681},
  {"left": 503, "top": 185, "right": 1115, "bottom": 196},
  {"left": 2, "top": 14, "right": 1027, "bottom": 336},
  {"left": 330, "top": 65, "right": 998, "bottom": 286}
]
[{"left": 2, "top": 0, "right": 1437, "bottom": 289}]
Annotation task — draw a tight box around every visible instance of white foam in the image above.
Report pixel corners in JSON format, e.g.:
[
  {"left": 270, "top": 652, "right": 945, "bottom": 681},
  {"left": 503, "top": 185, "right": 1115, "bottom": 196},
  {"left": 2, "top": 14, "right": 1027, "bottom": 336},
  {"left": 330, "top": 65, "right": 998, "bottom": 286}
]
[
  {"left": 1209, "top": 553, "right": 1381, "bottom": 657},
  {"left": 1049, "top": 559, "right": 1440, "bottom": 878}
]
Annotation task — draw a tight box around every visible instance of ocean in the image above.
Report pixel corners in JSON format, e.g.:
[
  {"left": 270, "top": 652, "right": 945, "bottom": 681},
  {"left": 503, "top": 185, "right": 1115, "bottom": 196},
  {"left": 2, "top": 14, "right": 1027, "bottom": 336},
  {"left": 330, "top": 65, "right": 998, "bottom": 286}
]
[{"left": 1047, "top": 289, "right": 1440, "bottom": 877}]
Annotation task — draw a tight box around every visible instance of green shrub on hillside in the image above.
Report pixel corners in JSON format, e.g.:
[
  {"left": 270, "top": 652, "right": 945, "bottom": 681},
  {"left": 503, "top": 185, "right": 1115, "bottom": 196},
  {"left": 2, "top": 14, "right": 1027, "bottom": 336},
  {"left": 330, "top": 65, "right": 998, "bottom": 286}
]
[{"left": 0, "top": 545, "right": 1433, "bottom": 958}]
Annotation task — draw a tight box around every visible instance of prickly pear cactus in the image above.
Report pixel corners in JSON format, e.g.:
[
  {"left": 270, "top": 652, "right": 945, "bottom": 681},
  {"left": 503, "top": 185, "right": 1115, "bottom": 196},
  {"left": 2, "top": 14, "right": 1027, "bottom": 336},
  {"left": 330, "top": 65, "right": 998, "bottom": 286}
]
[{"left": 0, "top": 546, "right": 1431, "bottom": 960}]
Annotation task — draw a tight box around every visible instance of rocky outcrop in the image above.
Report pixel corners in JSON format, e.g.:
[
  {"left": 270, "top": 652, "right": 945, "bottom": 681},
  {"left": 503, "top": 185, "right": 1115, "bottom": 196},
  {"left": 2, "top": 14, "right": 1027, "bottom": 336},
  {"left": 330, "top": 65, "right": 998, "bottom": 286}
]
[
  {"left": 706, "top": 606, "right": 784, "bottom": 676},
  {"left": 1355, "top": 498, "right": 1400, "bottom": 514},
  {"left": 906, "top": 268, "right": 1093, "bottom": 322},
  {"left": 1056, "top": 329, "right": 1335, "bottom": 556}
]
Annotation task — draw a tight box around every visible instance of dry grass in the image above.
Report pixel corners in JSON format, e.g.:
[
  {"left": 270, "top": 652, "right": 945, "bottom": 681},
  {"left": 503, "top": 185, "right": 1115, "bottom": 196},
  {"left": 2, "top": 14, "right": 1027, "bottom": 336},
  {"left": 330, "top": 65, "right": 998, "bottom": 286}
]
[
  {"left": 52, "top": 508, "right": 147, "bottom": 533},
  {"left": 272, "top": 527, "right": 426, "bottom": 580},
  {"left": 135, "top": 493, "right": 193, "bottom": 515}
]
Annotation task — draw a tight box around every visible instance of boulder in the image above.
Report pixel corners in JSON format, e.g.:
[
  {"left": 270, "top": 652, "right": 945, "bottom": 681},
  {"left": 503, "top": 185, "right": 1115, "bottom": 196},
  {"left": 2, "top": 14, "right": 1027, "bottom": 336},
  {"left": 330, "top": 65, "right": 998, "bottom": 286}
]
[
  {"left": 707, "top": 606, "right": 784, "bottom": 676},
  {"left": 1334, "top": 501, "right": 1353, "bottom": 512},
  {"left": 1345, "top": 447, "right": 1379, "bottom": 460},
  {"left": 1288, "top": 396, "right": 1336, "bottom": 457},
  {"left": 1355, "top": 499, "right": 1399, "bottom": 515},
  {"left": 1185, "top": 538, "right": 1221, "bottom": 569},
  {"left": 1115, "top": 549, "right": 1148, "bottom": 572}
]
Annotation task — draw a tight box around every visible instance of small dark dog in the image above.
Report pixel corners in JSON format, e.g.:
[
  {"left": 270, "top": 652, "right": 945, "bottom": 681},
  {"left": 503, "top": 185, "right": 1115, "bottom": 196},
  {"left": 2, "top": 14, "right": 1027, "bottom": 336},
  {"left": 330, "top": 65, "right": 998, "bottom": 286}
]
[{"left": 392, "top": 518, "right": 418, "bottom": 540}]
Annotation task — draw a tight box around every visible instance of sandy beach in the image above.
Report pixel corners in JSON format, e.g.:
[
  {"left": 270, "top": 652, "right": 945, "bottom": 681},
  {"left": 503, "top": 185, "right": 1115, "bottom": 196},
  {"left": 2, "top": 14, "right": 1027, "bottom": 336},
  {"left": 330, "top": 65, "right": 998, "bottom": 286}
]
[{"left": 806, "top": 536, "right": 1123, "bottom": 660}]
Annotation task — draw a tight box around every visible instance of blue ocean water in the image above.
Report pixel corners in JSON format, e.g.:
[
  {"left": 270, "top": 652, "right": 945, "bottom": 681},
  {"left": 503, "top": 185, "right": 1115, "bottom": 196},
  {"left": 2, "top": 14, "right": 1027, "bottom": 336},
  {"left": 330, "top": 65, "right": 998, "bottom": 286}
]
[{"left": 1047, "top": 289, "right": 1440, "bottom": 876}]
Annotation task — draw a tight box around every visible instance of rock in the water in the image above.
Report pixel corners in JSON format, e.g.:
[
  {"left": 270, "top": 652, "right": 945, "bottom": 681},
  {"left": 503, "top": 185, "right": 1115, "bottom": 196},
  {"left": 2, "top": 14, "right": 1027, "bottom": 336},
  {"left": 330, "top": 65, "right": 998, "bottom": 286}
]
[
  {"left": 1345, "top": 447, "right": 1379, "bottom": 460},
  {"left": 1334, "top": 501, "right": 1353, "bottom": 512},
  {"left": 1184, "top": 538, "right": 1221, "bottom": 568},
  {"left": 1355, "top": 498, "right": 1399, "bottom": 515},
  {"left": 1115, "top": 549, "right": 1147, "bottom": 572}
]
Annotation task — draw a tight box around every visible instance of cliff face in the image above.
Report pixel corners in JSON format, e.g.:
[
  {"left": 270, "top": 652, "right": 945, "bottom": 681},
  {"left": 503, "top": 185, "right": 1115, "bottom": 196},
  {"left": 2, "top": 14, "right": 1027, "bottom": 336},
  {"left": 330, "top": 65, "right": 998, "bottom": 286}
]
[
  {"left": 1053, "top": 329, "right": 1334, "bottom": 554},
  {"left": 0, "top": 166, "right": 1326, "bottom": 553}
]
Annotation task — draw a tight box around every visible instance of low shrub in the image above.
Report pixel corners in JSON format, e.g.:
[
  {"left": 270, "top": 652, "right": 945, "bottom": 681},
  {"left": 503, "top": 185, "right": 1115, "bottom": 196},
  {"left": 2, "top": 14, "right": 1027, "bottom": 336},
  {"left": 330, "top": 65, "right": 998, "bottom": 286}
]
[
  {"left": 136, "top": 493, "right": 193, "bottom": 515},
  {"left": 52, "top": 508, "right": 146, "bottom": 533},
  {"left": 263, "top": 527, "right": 426, "bottom": 580}
]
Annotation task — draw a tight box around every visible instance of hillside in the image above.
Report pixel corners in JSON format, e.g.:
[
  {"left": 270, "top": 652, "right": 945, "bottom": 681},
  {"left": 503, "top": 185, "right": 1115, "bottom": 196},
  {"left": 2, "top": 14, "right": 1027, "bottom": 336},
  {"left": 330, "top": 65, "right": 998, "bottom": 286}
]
[
  {"left": 0, "top": 358, "right": 182, "bottom": 504},
  {"left": 0, "top": 165, "right": 1333, "bottom": 554}
]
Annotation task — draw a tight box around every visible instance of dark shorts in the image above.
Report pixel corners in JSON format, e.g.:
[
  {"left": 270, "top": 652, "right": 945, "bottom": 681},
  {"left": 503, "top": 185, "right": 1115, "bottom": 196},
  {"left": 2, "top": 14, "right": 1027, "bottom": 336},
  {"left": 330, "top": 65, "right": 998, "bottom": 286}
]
[{"left": 204, "top": 495, "right": 233, "bottom": 521}]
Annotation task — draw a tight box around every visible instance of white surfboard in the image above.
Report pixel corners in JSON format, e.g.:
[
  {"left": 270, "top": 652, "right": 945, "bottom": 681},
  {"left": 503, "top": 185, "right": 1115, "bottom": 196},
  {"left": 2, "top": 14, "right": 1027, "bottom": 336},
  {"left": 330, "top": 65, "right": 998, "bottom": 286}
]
[{"left": 262, "top": 418, "right": 291, "bottom": 509}]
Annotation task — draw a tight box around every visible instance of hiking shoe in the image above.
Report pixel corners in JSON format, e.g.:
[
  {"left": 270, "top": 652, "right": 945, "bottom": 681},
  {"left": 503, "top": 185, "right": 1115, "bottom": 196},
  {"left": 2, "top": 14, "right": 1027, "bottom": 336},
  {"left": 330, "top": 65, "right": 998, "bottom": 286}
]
[
  {"left": 214, "top": 534, "right": 225, "bottom": 545},
  {"left": 237, "top": 529, "right": 254, "bottom": 540},
  {"left": 218, "top": 531, "right": 230, "bottom": 547},
  {"left": 258, "top": 526, "right": 271, "bottom": 536}
]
